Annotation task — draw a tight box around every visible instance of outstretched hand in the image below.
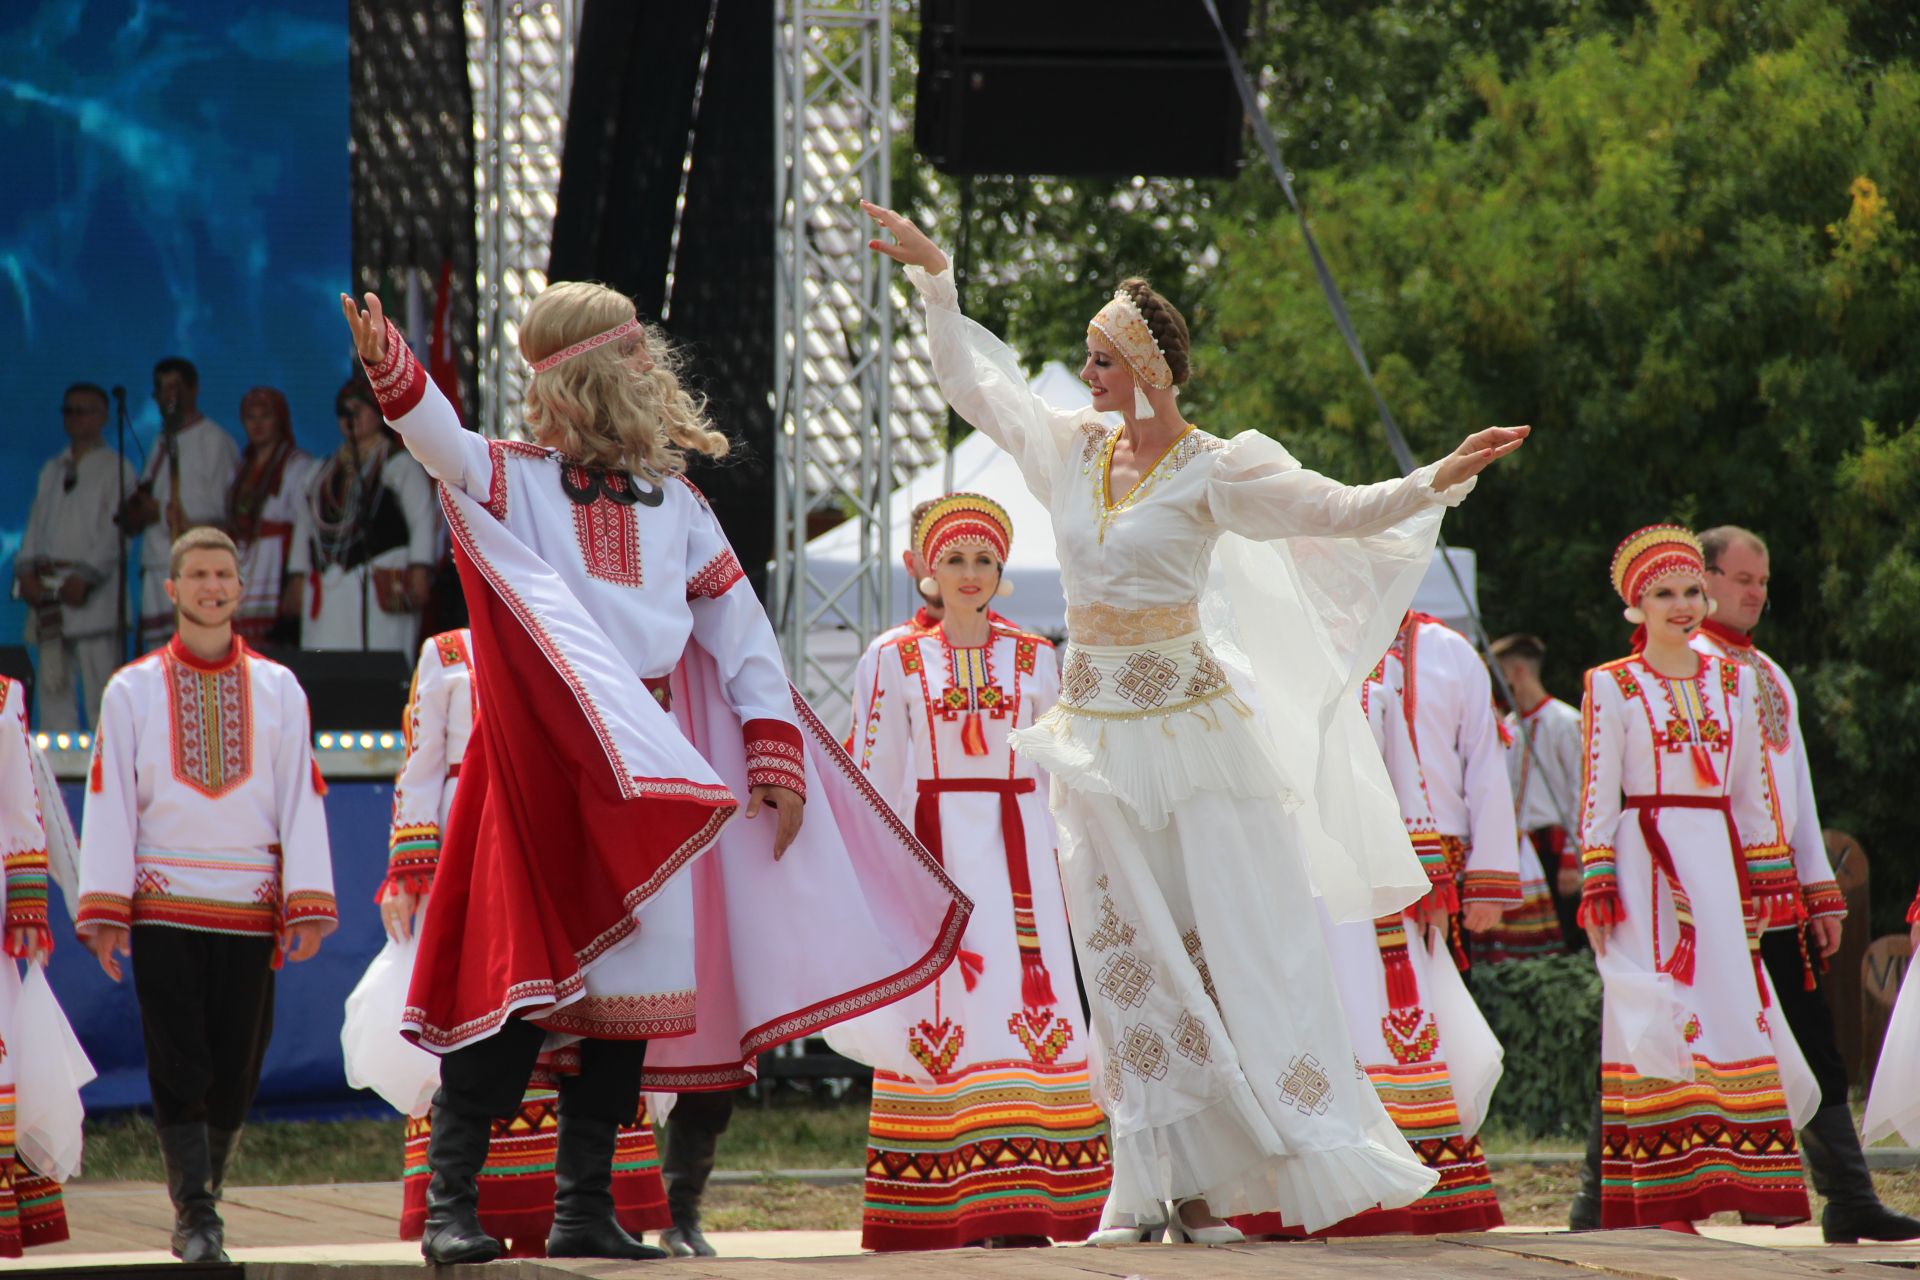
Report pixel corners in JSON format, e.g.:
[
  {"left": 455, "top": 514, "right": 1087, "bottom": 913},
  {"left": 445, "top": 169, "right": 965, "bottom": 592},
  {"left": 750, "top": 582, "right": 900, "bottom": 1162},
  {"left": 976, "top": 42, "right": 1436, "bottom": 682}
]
[
  {"left": 861, "top": 200, "right": 948, "bottom": 275},
  {"left": 1432, "top": 425, "right": 1530, "bottom": 492},
  {"left": 340, "top": 292, "right": 390, "bottom": 365}
]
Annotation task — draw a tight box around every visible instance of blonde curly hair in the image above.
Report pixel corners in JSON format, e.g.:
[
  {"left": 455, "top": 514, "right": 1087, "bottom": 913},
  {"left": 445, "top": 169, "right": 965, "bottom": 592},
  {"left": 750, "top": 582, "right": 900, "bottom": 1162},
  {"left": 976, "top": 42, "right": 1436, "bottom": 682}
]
[{"left": 520, "top": 281, "right": 730, "bottom": 475}]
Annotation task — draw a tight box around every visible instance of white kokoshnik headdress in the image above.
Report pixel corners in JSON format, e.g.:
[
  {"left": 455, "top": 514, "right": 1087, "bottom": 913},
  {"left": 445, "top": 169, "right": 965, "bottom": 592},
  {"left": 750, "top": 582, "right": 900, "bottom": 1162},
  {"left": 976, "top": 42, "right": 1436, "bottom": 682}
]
[{"left": 1088, "top": 289, "right": 1174, "bottom": 419}]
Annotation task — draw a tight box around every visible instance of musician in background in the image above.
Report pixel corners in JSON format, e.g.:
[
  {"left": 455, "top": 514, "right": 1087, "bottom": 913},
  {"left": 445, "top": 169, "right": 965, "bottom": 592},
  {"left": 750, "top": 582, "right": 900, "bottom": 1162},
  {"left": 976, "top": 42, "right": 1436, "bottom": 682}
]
[{"left": 118, "top": 358, "right": 239, "bottom": 650}]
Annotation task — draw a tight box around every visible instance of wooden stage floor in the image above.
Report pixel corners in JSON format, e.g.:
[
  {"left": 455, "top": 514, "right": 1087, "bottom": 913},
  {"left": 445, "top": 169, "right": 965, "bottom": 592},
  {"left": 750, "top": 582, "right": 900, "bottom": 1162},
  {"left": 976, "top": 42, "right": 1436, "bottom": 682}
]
[{"left": 7, "top": 1181, "right": 1919, "bottom": 1278}]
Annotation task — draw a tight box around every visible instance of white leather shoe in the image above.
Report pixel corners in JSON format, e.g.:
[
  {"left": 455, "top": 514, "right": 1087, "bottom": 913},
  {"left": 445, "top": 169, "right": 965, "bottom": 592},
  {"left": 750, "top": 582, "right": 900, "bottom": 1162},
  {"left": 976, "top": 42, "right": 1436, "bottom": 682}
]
[
  {"left": 1167, "top": 1197, "right": 1245, "bottom": 1246},
  {"left": 1086, "top": 1203, "right": 1168, "bottom": 1246}
]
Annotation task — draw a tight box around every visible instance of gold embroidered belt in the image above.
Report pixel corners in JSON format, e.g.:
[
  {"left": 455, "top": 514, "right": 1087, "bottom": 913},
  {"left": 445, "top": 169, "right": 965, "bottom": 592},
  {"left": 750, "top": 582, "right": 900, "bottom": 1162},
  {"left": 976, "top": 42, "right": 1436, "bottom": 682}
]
[
  {"left": 1065, "top": 600, "right": 1200, "bottom": 648},
  {"left": 1055, "top": 631, "right": 1236, "bottom": 721}
]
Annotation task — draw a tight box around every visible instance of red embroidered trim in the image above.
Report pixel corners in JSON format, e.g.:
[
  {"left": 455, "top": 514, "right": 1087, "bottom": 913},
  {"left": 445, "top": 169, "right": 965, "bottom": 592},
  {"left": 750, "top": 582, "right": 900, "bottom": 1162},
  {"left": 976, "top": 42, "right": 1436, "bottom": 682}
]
[
  {"left": 164, "top": 643, "right": 254, "bottom": 799},
  {"left": 687, "top": 549, "right": 745, "bottom": 600},
  {"left": 282, "top": 890, "right": 338, "bottom": 924},
  {"left": 363, "top": 319, "right": 430, "bottom": 419},
  {"left": 77, "top": 892, "right": 132, "bottom": 930},
  {"left": 435, "top": 630, "right": 471, "bottom": 668},
  {"left": 1460, "top": 869, "right": 1525, "bottom": 904},
  {"left": 536, "top": 990, "right": 698, "bottom": 1039},
  {"left": 1799, "top": 880, "right": 1846, "bottom": 920},
  {"left": 566, "top": 466, "right": 644, "bottom": 588},
  {"left": 743, "top": 718, "right": 807, "bottom": 798}
]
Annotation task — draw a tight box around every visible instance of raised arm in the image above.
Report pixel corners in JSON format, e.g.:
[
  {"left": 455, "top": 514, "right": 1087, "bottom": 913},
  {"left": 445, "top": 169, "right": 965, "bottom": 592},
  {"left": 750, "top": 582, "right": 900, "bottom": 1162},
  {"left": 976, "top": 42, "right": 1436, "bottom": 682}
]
[
  {"left": 340, "top": 293, "right": 494, "bottom": 502},
  {"left": 864, "top": 202, "right": 1088, "bottom": 504}
]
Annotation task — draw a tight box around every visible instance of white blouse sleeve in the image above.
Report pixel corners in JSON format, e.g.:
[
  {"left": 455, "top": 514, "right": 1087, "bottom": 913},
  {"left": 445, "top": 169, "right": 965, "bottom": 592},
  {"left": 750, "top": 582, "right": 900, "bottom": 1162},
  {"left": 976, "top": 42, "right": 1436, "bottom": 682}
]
[
  {"left": 906, "top": 265, "right": 1094, "bottom": 505},
  {"left": 1202, "top": 430, "right": 1474, "bottom": 543}
]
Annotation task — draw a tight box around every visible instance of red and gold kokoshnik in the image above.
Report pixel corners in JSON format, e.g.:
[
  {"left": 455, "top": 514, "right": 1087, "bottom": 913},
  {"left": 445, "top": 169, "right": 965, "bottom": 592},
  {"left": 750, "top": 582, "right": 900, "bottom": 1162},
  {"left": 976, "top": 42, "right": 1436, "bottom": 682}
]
[
  {"left": 914, "top": 492, "right": 1013, "bottom": 566},
  {"left": 1610, "top": 524, "right": 1706, "bottom": 605}
]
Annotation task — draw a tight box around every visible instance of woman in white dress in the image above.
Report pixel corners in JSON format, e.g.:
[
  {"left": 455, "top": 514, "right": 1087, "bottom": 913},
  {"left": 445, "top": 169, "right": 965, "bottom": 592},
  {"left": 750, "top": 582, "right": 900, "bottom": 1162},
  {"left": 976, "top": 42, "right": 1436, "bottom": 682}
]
[
  {"left": 864, "top": 200, "right": 1527, "bottom": 1243},
  {"left": 1862, "top": 882, "right": 1920, "bottom": 1152},
  {"left": 830, "top": 494, "right": 1111, "bottom": 1250},
  {"left": 1577, "top": 525, "right": 1815, "bottom": 1229},
  {"left": 226, "top": 387, "right": 317, "bottom": 645}
]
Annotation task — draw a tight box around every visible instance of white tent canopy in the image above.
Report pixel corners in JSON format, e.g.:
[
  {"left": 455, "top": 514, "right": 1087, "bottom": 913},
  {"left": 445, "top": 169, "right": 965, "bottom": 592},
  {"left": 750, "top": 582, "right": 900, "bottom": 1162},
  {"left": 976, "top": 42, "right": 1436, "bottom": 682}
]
[{"left": 800, "top": 363, "right": 1481, "bottom": 709}]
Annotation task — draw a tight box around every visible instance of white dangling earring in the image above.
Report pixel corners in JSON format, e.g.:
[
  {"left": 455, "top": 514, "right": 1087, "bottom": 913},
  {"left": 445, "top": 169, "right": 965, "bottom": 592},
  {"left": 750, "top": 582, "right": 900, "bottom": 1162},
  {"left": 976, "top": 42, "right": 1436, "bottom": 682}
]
[
  {"left": 1133, "top": 385, "right": 1156, "bottom": 419},
  {"left": 1623, "top": 606, "right": 1646, "bottom": 624},
  {"left": 918, "top": 577, "right": 939, "bottom": 598}
]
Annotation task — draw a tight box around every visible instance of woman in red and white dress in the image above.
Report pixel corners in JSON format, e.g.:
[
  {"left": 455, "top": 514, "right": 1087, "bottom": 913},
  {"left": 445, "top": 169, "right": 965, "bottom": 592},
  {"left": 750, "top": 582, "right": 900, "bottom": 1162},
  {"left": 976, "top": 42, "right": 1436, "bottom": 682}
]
[
  {"left": 1578, "top": 525, "right": 1817, "bottom": 1230},
  {"left": 364, "top": 629, "right": 671, "bottom": 1256},
  {"left": 226, "top": 387, "right": 316, "bottom": 644},
  {"left": 830, "top": 494, "right": 1110, "bottom": 1250}
]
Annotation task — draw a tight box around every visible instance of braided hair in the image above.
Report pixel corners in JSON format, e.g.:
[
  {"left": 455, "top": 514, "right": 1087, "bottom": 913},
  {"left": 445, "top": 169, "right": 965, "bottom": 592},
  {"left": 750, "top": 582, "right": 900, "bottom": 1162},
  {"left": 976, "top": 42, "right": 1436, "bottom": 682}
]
[{"left": 1117, "top": 277, "right": 1191, "bottom": 386}]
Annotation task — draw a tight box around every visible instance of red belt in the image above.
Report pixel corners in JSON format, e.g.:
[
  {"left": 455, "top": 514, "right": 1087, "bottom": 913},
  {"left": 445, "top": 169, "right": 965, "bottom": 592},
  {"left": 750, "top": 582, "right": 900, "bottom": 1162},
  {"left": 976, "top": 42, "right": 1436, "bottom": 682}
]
[
  {"left": 914, "top": 777, "right": 1056, "bottom": 1010},
  {"left": 1622, "top": 794, "right": 1768, "bottom": 1006}
]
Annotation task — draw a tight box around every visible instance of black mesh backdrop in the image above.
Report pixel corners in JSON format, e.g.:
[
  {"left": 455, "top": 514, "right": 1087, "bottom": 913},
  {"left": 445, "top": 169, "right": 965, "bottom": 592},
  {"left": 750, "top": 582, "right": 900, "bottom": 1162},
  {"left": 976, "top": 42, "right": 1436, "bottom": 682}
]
[
  {"left": 348, "top": 0, "right": 480, "bottom": 426},
  {"left": 549, "top": 0, "right": 776, "bottom": 592}
]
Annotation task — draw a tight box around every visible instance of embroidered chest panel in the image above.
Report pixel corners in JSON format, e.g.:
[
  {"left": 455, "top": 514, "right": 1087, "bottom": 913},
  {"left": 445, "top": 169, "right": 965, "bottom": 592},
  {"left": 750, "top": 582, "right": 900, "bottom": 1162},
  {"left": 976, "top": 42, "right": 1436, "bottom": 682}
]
[
  {"left": 1725, "top": 649, "right": 1791, "bottom": 753},
  {"left": 940, "top": 645, "right": 1009, "bottom": 721},
  {"left": 165, "top": 654, "right": 254, "bottom": 799},
  {"left": 562, "top": 465, "right": 657, "bottom": 589}
]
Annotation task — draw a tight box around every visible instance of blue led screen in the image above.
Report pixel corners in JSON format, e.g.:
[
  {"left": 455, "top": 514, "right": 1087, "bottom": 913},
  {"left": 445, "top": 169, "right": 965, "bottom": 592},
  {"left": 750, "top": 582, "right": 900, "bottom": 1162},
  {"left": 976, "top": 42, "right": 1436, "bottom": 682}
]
[{"left": 0, "top": 0, "right": 351, "bottom": 648}]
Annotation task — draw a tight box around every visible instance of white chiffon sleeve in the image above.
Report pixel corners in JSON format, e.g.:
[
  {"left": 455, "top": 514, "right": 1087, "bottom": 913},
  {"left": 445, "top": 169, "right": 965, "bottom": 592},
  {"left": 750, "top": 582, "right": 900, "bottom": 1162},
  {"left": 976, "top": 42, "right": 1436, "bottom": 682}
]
[
  {"left": 1202, "top": 431, "right": 1473, "bottom": 543},
  {"left": 905, "top": 265, "right": 1094, "bottom": 505}
]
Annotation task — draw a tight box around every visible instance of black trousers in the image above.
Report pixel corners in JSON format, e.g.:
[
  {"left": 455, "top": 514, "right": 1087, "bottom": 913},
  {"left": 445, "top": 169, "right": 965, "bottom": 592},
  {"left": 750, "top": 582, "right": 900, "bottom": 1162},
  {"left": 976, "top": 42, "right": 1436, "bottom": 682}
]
[
  {"left": 438, "top": 1019, "right": 648, "bottom": 1126},
  {"left": 1760, "top": 926, "right": 1850, "bottom": 1107},
  {"left": 130, "top": 926, "right": 277, "bottom": 1129},
  {"left": 1533, "top": 829, "right": 1588, "bottom": 954},
  {"left": 669, "top": 1086, "right": 736, "bottom": 1139}
]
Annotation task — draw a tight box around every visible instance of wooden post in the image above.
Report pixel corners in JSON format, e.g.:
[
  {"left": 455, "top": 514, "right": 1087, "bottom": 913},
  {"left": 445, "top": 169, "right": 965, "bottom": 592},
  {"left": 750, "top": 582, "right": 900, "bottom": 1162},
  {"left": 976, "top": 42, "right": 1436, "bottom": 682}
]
[{"left": 1825, "top": 829, "right": 1870, "bottom": 1086}]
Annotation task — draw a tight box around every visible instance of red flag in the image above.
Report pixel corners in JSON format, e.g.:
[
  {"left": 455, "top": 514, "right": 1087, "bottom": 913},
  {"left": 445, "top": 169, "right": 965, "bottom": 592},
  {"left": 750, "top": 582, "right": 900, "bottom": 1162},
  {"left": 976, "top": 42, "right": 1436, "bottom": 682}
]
[{"left": 429, "top": 258, "right": 464, "bottom": 421}]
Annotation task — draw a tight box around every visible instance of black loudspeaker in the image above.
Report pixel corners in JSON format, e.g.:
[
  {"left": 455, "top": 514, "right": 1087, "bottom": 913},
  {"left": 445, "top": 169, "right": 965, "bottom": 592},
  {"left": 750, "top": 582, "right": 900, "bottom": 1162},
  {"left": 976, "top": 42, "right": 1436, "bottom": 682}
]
[
  {"left": 915, "top": 0, "right": 1250, "bottom": 178},
  {"left": 257, "top": 646, "right": 413, "bottom": 732}
]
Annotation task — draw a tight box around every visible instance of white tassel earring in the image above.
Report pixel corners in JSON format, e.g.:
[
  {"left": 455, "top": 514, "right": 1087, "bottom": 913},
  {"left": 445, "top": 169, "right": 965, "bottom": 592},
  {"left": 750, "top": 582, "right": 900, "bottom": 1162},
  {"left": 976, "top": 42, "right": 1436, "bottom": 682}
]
[
  {"left": 918, "top": 576, "right": 939, "bottom": 598},
  {"left": 1133, "top": 386, "right": 1156, "bottom": 419},
  {"left": 1623, "top": 606, "right": 1646, "bottom": 624}
]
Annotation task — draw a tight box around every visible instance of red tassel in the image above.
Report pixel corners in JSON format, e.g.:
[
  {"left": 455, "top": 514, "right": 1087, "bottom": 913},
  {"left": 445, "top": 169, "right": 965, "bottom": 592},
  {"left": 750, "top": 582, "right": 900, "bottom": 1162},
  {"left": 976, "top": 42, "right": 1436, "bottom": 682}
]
[
  {"left": 89, "top": 748, "right": 104, "bottom": 794},
  {"left": 1383, "top": 947, "right": 1419, "bottom": 1010},
  {"left": 1577, "top": 892, "right": 1624, "bottom": 929},
  {"left": 1021, "top": 953, "right": 1057, "bottom": 1010},
  {"left": 958, "top": 949, "right": 985, "bottom": 991},
  {"left": 311, "top": 758, "right": 330, "bottom": 796},
  {"left": 960, "top": 712, "right": 988, "bottom": 757},
  {"left": 1663, "top": 927, "right": 1696, "bottom": 985},
  {"left": 1690, "top": 744, "right": 1719, "bottom": 788},
  {"left": 1754, "top": 951, "right": 1771, "bottom": 1008}
]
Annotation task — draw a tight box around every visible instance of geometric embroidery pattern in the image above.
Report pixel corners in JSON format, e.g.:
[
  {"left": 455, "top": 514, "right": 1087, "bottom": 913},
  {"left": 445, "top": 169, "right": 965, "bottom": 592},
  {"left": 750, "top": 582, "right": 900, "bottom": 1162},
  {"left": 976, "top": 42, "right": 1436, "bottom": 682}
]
[
  {"left": 1062, "top": 649, "right": 1102, "bottom": 705},
  {"left": 686, "top": 548, "right": 744, "bottom": 599},
  {"left": 1181, "top": 927, "right": 1219, "bottom": 1007},
  {"left": 908, "top": 1017, "right": 966, "bottom": 1077},
  {"left": 1117, "top": 1024, "right": 1169, "bottom": 1080},
  {"left": 1380, "top": 1008, "right": 1439, "bottom": 1065},
  {"left": 166, "top": 650, "right": 253, "bottom": 799},
  {"left": 1096, "top": 951, "right": 1154, "bottom": 1009},
  {"left": 1008, "top": 1009, "right": 1074, "bottom": 1066},
  {"left": 1279, "top": 1053, "right": 1333, "bottom": 1116},
  {"left": 1085, "top": 880, "right": 1137, "bottom": 953},
  {"left": 1184, "top": 642, "right": 1229, "bottom": 700},
  {"left": 566, "top": 466, "right": 644, "bottom": 588},
  {"left": 1115, "top": 650, "right": 1179, "bottom": 709},
  {"left": 1171, "top": 1010, "right": 1211, "bottom": 1064}
]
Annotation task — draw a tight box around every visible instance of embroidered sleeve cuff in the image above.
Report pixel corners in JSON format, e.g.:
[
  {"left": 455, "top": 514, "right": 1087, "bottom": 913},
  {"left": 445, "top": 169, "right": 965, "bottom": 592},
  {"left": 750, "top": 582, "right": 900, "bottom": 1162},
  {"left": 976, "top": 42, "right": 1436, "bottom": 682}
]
[
  {"left": 1800, "top": 879, "right": 1847, "bottom": 921},
  {"left": 1743, "top": 843, "right": 1801, "bottom": 925},
  {"left": 2, "top": 924, "right": 50, "bottom": 958},
  {"left": 1460, "top": 869, "right": 1524, "bottom": 904},
  {"left": 362, "top": 318, "right": 429, "bottom": 419},
  {"left": 686, "top": 549, "right": 746, "bottom": 600},
  {"left": 282, "top": 890, "right": 339, "bottom": 929},
  {"left": 76, "top": 892, "right": 132, "bottom": 932},
  {"left": 1578, "top": 874, "right": 1623, "bottom": 927},
  {"left": 904, "top": 263, "right": 958, "bottom": 310},
  {"left": 3, "top": 854, "right": 49, "bottom": 933},
  {"left": 743, "top": 718, "right": 806, "bottom": 799},
  {"left": 382, "top": 824, "right": 440, "bottom": 901}
]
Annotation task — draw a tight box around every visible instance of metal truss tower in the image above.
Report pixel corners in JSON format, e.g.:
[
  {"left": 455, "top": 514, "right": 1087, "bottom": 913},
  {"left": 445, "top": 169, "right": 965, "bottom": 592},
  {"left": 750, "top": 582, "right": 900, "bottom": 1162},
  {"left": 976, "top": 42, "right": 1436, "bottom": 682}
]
[
  {"left": 467, "top": 0, "right": 579, "bottom": 440},
  {"left": 771, "top": 0, "right": 896, "bottom": 705}
]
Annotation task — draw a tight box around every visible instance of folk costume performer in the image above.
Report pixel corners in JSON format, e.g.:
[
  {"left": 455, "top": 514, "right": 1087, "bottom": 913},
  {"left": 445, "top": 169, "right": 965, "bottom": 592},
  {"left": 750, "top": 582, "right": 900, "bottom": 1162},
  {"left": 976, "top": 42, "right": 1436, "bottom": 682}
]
[
  {"left": 340, "top": 284, "right": 968, "bottom": 1265},
  {"left": 832, "top": 493, "right": 1111, "bottom": 1250},
  {"left": 1577, "top": 525, "right": 1817, "bottom": 1230},
  {"left": 865, "top": 199, "right": 1527, "bottom": 1245}
]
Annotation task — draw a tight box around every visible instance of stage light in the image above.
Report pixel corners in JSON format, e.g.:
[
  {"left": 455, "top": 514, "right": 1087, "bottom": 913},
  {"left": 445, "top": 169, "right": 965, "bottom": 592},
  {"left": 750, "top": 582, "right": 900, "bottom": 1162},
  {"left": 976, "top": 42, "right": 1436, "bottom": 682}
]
[
  {"left": 33, "top": 733, "right": 49, "bottom": 750},
  {"left": 54, "top": 733, "right": 71, "bottom": 750},
  {"left": 378, "top": 733, "right": 396, "bottom": 750},
  {"left": 317, "top": 734, "right": 336, "bottom": 749},
  {"left": 358, "top": 733, "right": 375, "bottom": 749},
  {"left": 78, "top": 734, "right": 91, "bottom": 749}
]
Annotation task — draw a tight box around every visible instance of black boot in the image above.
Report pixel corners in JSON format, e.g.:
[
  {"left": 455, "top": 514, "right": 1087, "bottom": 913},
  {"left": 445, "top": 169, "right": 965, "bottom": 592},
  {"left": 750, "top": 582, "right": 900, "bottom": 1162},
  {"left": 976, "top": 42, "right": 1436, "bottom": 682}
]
[
  {"left": 420, "top": 1102, "right": 505, "bottom": 1264},
  {"left": 1800, "top": 1104, "right": 1920, "bottom": 1243},
  {"left": 547, "top": 1113, "right": 668, "bottom": 1259},
  {"left": 661, "top": 1113, "right": 720, "bottom": 1257},
  {"left": 208, "top": 1126, "right": 240, "bottom": 1201},
  {"left": 157, "top": 1123, "right": 227, "bottom": 1263},
  {"left": 1567, "top": 1096, "right": 1604, "bottom": 1231}
]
